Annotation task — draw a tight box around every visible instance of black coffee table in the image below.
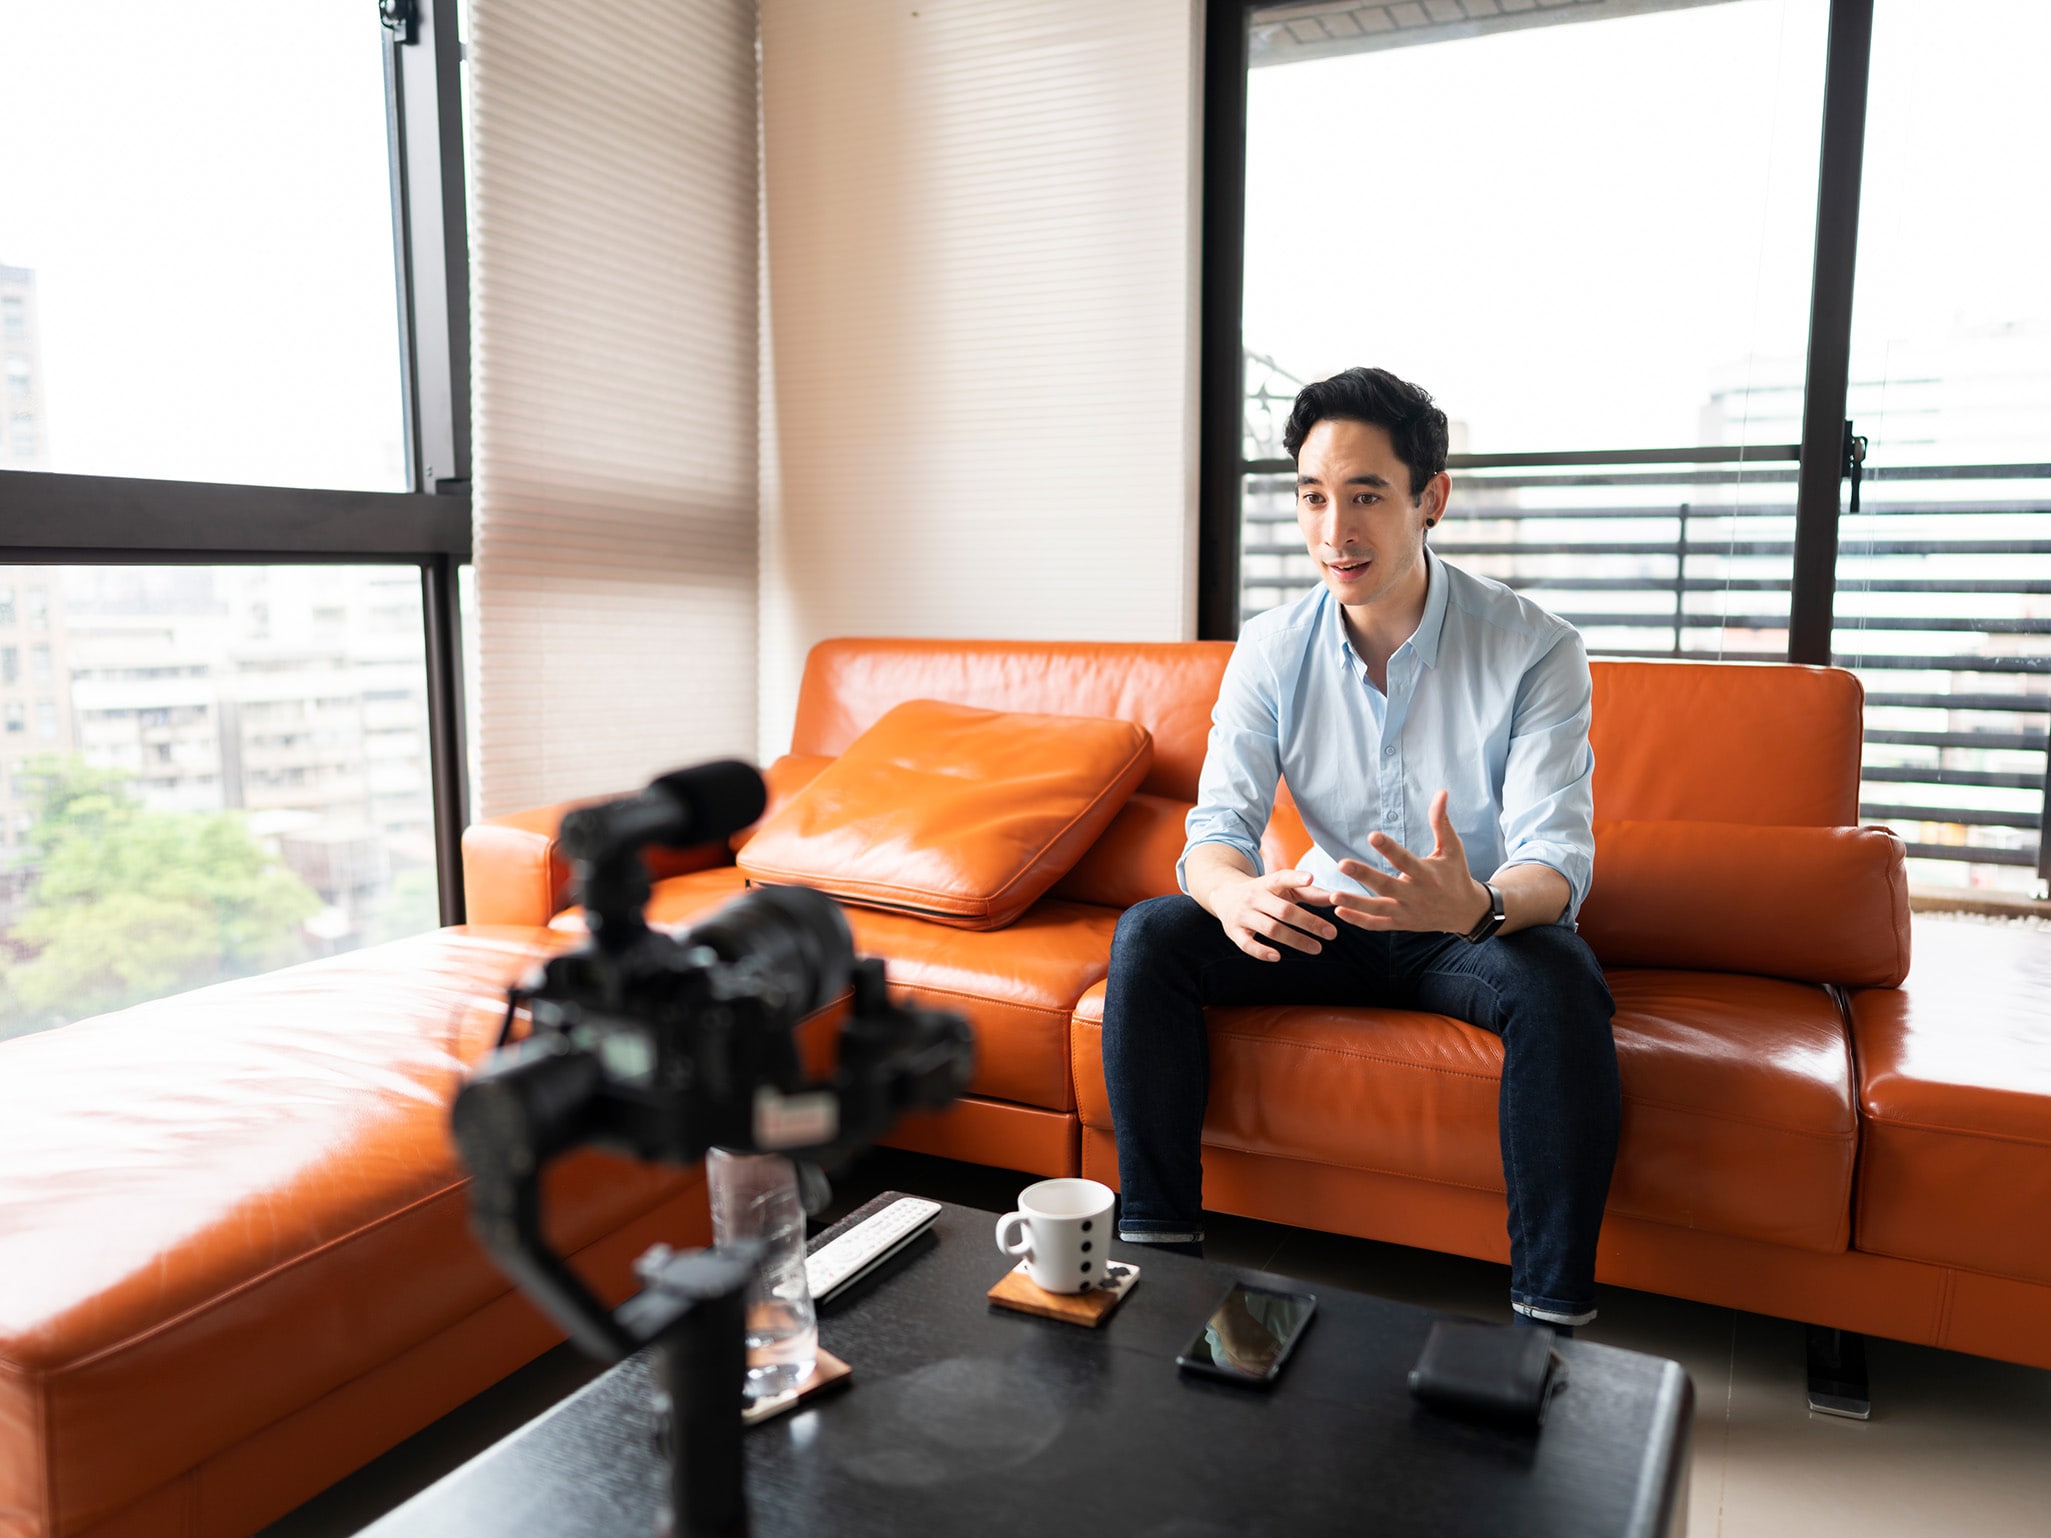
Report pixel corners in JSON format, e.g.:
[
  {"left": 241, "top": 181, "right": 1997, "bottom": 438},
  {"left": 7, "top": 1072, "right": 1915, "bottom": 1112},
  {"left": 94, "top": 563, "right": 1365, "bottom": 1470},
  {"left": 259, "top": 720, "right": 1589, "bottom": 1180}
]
[{"left": 363, "top": 1202, "right": 1691, "bottom": 1537}]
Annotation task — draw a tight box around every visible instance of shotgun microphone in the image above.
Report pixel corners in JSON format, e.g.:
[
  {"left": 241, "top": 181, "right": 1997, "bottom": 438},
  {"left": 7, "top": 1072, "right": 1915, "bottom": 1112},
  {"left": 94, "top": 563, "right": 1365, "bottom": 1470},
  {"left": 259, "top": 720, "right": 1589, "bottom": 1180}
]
[{"left": 559, "top": 760, "right": 768, "bottom": 863}]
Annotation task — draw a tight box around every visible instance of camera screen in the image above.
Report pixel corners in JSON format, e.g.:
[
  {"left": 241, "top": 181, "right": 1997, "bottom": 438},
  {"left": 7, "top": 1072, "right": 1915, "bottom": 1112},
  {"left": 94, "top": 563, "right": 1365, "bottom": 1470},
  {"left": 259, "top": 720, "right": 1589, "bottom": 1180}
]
[{"left": 1180, "top": 1282, "right": 1315, "bottom": 1379}]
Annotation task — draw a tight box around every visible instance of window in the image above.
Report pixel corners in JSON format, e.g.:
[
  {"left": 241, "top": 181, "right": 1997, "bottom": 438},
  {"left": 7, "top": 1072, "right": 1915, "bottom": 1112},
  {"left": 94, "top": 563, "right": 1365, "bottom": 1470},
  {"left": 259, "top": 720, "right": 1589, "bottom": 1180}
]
[
  {"left": 0, "top": 564, "right": 444, "bottom": 1039},
  {"left": 1218, "top": 0, "right": 2051, "bottom": 901},
  {"left": 1827, "top": 0, "right": 2051, "bottom": 899},
  {"left": 0, "top": 648, "right": 15, "bottom": 686},
  {"left": 0, "top": 7, "right": 405, "bottom": 490},
  {"left": 1239, "top": 0, "right": 1828, "bottom": 641},
  {"left": 1246, "top": 2, "right": 1825, "bottom": 461},
  {"left": 1, "top": 0, "right": 473, "bottom": 1039},
  {"left": 28, "top": 646, "right": 50, "bottom": 686}
]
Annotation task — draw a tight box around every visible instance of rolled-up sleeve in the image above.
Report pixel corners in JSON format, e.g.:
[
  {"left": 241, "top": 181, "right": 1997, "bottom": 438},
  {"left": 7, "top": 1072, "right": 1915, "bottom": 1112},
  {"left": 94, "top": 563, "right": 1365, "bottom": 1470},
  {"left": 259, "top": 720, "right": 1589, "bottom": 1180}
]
[
  {"left": 1178, "top": 640, "right": 1281, "bottom": 894},
  {"left": 1496, "top": 628, "right": 1597, "bottom": 923}
]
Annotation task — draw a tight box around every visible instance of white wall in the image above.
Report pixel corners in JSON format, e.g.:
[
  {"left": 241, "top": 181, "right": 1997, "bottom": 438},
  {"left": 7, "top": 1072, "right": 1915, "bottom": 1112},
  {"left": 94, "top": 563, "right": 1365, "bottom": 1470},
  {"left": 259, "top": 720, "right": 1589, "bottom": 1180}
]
[
  {"left": 469, "top": 0, "right": 761, "bottom": 815},
  {"left": 756, "top": 0, "right": 1206, "bottom": 757}
]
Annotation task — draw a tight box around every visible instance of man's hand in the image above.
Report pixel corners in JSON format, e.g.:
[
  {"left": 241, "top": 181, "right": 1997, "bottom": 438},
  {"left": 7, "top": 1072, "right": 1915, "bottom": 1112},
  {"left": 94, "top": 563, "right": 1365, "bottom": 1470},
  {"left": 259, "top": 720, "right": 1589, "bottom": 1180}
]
[
  {"left": 1198, "top": 866, "right": 1339, "bottom": 963},
  {"left": 1333, "top": 789, "right": 1491, "bottom": 935}
]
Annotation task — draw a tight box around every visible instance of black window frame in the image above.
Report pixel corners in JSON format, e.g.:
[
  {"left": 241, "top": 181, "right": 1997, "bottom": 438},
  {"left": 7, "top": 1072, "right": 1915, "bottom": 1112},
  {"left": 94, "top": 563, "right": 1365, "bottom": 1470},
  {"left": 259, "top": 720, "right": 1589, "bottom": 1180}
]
[{"left": 0, "top": 0, "right": 475, "bottom": 923}]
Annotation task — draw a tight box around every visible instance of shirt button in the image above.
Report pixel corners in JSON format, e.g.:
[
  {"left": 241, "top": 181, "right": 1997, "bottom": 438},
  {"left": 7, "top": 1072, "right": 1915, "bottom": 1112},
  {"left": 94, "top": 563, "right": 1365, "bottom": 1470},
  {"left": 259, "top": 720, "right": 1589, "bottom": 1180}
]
[{"left": 1383, "top": 745, "right": 1395, "bottom": 758}]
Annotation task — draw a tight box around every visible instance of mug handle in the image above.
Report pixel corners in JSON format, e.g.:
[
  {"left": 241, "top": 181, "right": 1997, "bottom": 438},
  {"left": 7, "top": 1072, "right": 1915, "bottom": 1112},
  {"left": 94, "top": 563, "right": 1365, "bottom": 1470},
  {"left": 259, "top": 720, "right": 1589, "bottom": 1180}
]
[{"left": 994, "top": 1210, "right": 1034, "bottom": 1261}]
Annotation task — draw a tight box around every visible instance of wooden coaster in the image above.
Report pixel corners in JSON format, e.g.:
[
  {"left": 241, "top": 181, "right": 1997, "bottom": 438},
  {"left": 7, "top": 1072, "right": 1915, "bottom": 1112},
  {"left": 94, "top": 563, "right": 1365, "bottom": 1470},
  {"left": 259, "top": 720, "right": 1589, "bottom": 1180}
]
[
  {"left": 742, "top": 1348, "right": 852, "bottom": 1427},
  {"left": 987, "top": 1259, "right": 1141, "bottom": 1327}
]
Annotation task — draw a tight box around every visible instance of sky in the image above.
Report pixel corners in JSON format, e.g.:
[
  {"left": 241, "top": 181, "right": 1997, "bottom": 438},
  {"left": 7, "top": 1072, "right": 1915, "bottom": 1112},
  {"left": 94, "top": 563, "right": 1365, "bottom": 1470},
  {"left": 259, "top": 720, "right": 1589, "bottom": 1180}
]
[
  {"left": 0, "top": 1, "right": 407, "bottom": 490},
  {"left": 1, "top": 0, "right": 2044, "bottom": 487},
  {"left": 1243, "top": 0, "right": 2051, "bottom": 462}
]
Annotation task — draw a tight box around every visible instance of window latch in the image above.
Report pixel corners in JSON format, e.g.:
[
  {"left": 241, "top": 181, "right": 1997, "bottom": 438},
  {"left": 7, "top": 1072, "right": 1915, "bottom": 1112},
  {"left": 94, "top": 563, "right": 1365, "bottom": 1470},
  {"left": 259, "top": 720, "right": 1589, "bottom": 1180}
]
[
  {"left": 1841, "top": 419, "right": 1868, "bottom": 515},
  {"left": 379, "top": 0, "right": 418, "bottom": 45}
]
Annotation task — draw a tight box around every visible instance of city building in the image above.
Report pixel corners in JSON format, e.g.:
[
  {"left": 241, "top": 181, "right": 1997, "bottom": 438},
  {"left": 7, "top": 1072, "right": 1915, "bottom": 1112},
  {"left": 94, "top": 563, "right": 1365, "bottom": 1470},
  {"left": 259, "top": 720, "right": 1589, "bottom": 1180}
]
[
  {"left": 58, "top": 566, "right": 437, "bottom": 944},
  {"left": 0, "top": 266, "right": 49, "bottom": 471},
  {"left": 0, "top": 571, "right": 77, "bottom": 860}
]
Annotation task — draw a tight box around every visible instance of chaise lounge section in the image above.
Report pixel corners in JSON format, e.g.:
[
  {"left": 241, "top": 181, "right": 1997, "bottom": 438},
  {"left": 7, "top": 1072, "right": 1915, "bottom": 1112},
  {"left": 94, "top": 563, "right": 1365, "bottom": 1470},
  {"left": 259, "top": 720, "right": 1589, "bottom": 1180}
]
[{"left": 0, "top": 927, "right": 709, "bottom": 1538}]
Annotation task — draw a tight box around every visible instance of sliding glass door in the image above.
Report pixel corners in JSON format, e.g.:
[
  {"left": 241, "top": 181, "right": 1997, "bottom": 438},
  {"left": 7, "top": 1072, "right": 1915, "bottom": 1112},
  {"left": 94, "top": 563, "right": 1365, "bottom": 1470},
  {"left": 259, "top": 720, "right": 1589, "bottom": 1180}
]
[
  {"left": 1829, "top": 0, "right": 2051, "bottom": 895},
  {"left": 1240, "top": 0, "right": 1829, "bottom": 663}
]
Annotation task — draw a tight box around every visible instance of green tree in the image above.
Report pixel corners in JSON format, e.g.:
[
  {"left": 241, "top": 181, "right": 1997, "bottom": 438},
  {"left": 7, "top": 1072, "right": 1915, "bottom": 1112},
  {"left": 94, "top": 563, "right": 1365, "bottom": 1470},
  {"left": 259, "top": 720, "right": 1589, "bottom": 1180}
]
[{"left": 0, "top": 756, "right": 323, "bottom": 1035}]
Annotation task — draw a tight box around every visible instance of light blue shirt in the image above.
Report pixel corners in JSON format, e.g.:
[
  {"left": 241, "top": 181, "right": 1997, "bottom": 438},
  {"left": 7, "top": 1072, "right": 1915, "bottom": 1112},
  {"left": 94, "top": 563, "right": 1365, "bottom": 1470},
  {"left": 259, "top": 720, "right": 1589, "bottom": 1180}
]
[{"left": 1179, "top": 549, "right": 1596, "bottom": 925}]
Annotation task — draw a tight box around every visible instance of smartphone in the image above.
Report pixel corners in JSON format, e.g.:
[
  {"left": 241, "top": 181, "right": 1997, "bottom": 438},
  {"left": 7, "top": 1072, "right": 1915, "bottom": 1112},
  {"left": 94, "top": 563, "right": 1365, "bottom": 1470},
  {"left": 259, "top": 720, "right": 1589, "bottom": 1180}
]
[{"left": 1176, "top": 1281, "right": 1317, "bottom": 1386}]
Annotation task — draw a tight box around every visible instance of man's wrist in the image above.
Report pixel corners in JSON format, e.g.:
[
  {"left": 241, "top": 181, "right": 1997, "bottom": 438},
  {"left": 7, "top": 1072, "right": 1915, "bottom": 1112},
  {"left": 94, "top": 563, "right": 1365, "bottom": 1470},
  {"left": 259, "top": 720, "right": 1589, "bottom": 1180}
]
[
  {"left": 1186, "top": 854, "right": 1256, "bottom": 918},
  {"left": 1464, "top": 879, "right": 1492, "bottom": 933}
]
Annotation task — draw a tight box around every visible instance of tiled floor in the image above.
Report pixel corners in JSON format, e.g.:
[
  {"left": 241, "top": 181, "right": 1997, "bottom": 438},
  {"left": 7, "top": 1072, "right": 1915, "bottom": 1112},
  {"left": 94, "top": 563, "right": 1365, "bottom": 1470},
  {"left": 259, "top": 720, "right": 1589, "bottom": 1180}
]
[{"left": 260, "top": 1149, "right": 2051, "bottom": 1537}]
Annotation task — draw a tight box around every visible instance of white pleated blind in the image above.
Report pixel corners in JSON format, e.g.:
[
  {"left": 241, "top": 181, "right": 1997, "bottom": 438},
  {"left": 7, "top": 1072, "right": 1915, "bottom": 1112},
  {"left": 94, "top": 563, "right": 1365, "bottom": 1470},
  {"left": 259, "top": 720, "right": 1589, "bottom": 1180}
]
[
  {"left": 470, "top": 0, "right": 760, "bottom": 817},
  {"left": 757, "top": 0, "right": 1204, "bottom": 755}
]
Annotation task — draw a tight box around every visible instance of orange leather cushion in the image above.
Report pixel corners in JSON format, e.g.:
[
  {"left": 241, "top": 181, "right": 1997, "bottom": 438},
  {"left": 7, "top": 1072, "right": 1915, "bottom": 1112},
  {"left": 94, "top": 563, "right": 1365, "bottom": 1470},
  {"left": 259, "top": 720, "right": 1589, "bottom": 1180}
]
[
  {"left": 1589, "top": 660, "right": 1863, "bottom": 825},
  {"left": 1072, "top": 964, "right": 1857, "bottom": 1253},
  {"left": 0, "top": 928, "right": 693, "bottom": 1538},
  {"left": 790, "top": 638, "right": 1231, "bottom": 801},
  {"left": 1578, "top": 821, "right": 1910, "bottom": 986},
  {"left": 1850, "top": 917, "right": 2051, "bottom": 1287},
  {"left": 601, "top": 868, "right": 1116, "bottom": 1111},
  {"left": 739, "top": 699, "right": 1151, "bottom": 930}
]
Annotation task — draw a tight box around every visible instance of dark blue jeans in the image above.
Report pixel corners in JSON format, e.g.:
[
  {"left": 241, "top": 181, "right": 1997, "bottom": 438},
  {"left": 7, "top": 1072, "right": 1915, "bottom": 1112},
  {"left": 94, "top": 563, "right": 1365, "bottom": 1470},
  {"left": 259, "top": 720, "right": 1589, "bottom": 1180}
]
[{"left": 1102, "top": 895, "right": 1621, "bottom": 1324}]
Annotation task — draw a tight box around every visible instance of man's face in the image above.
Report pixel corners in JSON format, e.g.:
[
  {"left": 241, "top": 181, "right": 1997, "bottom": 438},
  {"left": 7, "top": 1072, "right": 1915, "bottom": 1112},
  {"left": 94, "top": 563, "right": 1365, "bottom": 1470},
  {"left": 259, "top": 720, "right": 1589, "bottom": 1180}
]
[{"left": 1294, "top": 417, "right": 1445, "bottom": 614}]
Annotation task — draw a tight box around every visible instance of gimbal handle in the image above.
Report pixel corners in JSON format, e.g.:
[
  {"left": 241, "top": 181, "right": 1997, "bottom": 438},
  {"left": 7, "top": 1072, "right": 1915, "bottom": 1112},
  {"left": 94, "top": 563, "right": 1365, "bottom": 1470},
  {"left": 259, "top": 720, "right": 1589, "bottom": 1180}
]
[{"left": 451, "top": 1047, "right": 768, "bottom": 1538}]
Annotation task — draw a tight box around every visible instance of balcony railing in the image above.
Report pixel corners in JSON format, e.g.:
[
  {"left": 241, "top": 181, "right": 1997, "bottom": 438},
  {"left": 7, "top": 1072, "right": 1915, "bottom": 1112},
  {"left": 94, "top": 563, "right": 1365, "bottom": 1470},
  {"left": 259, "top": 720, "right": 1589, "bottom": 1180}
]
[{"left": 1240, "top": 451, "right": 2051, "bottom": 891}]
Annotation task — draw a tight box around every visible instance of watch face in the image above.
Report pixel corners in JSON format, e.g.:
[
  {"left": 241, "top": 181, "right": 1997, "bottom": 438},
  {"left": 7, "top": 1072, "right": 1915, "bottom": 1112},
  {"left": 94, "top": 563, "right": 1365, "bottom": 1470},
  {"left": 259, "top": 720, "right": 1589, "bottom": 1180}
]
[{"left": 1465, "top": 885, "right": 1504, "bottom": 942}]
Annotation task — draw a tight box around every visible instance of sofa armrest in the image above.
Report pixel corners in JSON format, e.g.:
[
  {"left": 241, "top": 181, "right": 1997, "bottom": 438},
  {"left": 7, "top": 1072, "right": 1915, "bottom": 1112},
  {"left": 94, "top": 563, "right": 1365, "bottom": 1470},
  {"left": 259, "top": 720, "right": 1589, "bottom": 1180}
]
[{"left": 461, "top": 798, "right": 732, "bottom": 928}]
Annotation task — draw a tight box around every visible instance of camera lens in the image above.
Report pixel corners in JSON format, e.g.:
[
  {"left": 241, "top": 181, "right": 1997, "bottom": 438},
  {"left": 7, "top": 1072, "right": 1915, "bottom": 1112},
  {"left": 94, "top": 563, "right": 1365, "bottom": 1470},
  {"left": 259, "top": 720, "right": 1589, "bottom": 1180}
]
[{"left": 683, "top": 885, "right": 854, "bottom": 1022}]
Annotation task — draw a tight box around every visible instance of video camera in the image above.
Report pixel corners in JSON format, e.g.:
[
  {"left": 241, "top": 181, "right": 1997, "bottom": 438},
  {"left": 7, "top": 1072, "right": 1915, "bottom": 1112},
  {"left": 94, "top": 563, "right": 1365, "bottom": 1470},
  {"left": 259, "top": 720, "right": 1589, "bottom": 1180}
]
[{"left": 449, "top": 760, "right": 974, "bottom": 1537}]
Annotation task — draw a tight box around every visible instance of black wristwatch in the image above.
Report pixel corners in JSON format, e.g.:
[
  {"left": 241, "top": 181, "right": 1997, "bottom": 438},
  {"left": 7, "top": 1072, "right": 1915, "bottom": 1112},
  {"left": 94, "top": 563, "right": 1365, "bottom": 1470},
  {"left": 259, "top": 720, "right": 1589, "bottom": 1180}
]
[{"left": 1460, "top": 882, "right": 1506, "bottom": 945}]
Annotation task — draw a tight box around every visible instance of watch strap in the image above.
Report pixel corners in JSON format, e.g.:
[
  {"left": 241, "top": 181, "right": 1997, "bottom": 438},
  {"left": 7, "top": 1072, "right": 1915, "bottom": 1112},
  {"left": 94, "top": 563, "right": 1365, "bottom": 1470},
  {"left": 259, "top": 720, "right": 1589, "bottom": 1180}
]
[{"left": 1461, "top": 881, "right": 1506, "bottom": 944}]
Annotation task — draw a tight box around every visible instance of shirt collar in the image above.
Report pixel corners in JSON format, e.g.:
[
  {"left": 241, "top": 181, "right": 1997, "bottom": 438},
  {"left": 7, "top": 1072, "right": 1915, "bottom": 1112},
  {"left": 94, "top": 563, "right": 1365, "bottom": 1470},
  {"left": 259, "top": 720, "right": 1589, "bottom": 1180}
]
[
  {"left": 1326, "top": 547, "right": 1450, "bottom": 671},
  {"left": 1411, "top": 547, "right": 1449, "bottom": 669}
]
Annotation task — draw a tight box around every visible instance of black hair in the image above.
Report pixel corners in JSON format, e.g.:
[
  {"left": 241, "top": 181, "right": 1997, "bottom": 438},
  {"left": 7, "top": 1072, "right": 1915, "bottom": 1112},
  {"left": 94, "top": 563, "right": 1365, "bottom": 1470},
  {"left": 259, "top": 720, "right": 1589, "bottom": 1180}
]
[{"left": 1281, "top": 366, "right": 1449, "bottom": 500}]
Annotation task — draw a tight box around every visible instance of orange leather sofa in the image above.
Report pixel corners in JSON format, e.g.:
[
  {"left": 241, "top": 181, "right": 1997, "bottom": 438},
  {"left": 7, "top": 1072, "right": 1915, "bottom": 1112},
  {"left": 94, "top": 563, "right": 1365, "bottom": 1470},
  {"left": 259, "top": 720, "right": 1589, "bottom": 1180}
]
[
  {"left": 7, "top": 636, "right": 2046, "bottom": 1538},
  {"left": 475, "top": 638, "right": 2051, "bottom": 1379}
]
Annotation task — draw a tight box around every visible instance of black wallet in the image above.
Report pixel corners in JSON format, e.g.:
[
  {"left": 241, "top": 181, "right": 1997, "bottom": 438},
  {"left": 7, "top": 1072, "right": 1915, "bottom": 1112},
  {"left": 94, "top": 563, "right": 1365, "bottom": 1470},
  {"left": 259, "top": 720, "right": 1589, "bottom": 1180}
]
[{"left": 1407, "top": 1321, "right": 1567, "bottom": 1428}]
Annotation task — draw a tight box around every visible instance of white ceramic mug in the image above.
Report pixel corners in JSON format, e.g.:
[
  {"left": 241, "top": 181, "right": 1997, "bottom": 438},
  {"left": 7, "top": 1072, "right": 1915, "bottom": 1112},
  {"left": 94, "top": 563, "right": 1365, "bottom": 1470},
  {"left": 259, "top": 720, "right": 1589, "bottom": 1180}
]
[{"left": 994, "top": 1177, "right": 1116, "bottom": 1293}]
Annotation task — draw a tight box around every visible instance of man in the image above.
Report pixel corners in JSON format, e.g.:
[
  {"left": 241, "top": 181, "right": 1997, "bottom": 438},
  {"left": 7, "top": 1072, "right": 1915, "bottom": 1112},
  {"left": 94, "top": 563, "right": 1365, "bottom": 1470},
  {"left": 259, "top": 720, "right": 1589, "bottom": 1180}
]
[{"left": 1102, "top": 366, "right": 1620, "bottom": 1334}]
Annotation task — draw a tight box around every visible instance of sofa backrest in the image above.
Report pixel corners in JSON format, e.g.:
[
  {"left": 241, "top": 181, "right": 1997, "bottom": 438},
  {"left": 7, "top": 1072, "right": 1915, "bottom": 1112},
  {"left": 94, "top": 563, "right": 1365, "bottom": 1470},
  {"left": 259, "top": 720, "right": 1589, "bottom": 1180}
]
[
  {"left": 788, "top": 641, "right": 1902, "bottom": 983},
  {"left": 791, "top": 638, "right": 1234, "bottom": 801},
  {"left": 794, "top": 645, "right": 1867, "bottom": 827},
  {"left": 1589, "top": 659, "right": 1863, "bottom": 826}
]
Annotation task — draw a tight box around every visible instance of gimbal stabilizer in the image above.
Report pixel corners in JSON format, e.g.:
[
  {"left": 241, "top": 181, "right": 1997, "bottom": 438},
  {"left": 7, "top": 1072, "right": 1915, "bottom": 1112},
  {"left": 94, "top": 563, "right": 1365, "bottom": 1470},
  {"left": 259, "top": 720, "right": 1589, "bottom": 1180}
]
[{"left": 449, "top": 762, "right": 974, "bottom": 1537}]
